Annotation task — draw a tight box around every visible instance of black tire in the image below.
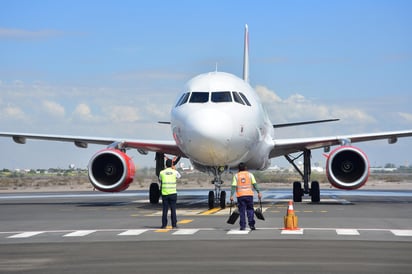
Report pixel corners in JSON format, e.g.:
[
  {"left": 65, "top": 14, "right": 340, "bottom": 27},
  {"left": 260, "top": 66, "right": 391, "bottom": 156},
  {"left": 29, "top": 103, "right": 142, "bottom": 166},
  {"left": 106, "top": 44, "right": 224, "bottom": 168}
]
[
  {"left": 155, "top": 153, "right": 164, "bottom": 177},
  {"left": 311, "top": 181, "right": 320, "bottom": 203},
  {"left": 293, "top": 181, "right": 303, "bottom": 202},
  {"left": 149, "top": 183, "right": 160, "bottom": 204},
  {"left": 220, "top": 191, "right": 226, "bottom": 209},
  {"left": 208, "top": 191, "right": 215, "bottom": 209}
]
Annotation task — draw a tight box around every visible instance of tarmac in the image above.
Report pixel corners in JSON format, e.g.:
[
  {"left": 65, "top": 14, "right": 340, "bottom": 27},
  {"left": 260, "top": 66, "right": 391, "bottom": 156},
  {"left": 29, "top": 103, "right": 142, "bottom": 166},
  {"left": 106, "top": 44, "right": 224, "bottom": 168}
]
[{"left": 0, "top": 188, "right": 411, "bottom": 273}]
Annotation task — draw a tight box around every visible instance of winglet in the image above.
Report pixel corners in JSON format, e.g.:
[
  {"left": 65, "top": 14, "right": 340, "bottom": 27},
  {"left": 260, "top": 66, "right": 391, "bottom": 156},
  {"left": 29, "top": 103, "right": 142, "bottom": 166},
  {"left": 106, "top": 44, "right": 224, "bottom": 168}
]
[{"left": 243, "top": 24, "right": 250, "bottom": 83}]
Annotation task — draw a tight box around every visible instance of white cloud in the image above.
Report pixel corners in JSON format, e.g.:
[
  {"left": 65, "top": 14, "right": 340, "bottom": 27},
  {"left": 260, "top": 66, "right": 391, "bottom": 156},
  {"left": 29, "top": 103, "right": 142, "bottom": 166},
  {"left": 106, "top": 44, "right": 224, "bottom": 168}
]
[
  {"left": 74, "top": 103, "right": 91, "bottom": 116},
  {"left": 105, "top": 105, "right": 140, "bottom": 123},
  {"left": 13, "top": 80, "right": 25, "bottom": 88},
  {"left": 331, "top": 108, "right": 375, "bottom": 124},
  {"left": 42, "top": 100, "right": 65, "bottom": 118},
  {"left": 398, "top": 112, "right": 412, "bottom": 123},
  {"left": 255, "top": 85, "right": 375, "bottom": 125},
  {"left": 72, "top": 103, "right": 99, "bottom": 122},
  {"left": 0, "top": 28, "right": 62, "bottom": 40},
  {"left": 255, "top": 85, "right": 282, "bottom": 103},
  {"left": 2, "top": 106, "right": 27, "bottom": 120}
]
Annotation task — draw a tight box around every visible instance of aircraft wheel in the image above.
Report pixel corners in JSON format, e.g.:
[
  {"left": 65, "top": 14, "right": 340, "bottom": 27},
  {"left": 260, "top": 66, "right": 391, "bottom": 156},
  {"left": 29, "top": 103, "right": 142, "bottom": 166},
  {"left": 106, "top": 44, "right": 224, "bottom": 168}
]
[
  {"left": 220, "top": 191, "right": 226, "bottom": 209},
  {"left": 293, "top": 181, "right": 303, "bottom": 202},
  {"left": 310, "top": 181, "right": 320, "bottom": 203},
  {"left": 149, "top": 183, "right": 160, "bottom": 204},
  {"left": 208, "top": 191, "right": 215, "bottom": 209}
]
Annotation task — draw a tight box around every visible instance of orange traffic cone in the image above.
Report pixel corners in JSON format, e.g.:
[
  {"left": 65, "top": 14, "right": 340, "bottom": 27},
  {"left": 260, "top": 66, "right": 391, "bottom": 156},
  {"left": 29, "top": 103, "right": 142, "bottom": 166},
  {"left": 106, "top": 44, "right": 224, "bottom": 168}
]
[{"left": 283, "top": 200, "right": 299, "bottom": 230}]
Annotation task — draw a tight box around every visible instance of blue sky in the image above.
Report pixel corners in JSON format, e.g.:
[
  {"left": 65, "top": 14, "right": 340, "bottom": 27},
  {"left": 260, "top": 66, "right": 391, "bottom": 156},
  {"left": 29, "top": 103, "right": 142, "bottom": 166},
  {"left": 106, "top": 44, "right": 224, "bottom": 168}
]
[{"left": 0, "top": 0, "right": 411, "bottom": 169}]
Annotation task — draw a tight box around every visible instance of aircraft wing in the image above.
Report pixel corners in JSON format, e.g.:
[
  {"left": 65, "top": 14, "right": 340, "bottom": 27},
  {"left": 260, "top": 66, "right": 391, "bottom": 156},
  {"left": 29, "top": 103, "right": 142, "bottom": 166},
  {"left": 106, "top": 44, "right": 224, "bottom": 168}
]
[
  {"left": 270, "top": 130, "right": 412, "bottom": 158},
  {"left": 0, "top": 132, "right": 184, "bottom": 157}
]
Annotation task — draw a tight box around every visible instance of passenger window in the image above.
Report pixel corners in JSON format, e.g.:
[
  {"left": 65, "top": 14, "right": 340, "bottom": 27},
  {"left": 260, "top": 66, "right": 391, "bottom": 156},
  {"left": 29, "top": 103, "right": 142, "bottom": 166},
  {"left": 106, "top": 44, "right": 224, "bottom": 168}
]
[
  {"left": 189, "top": 92, "right": 209, "bottom": 103},
  {"left": 175, "top": 92, "right": 190, "bottom": 107},
  {"left": 232, "top": 92, "right": 245, "bottom": 105},
  {"left": 211, "top": 91, "right": 232, "bottom": 103},
  {"left": 239, "top": 92, "right": 251, "bottom": 106}
]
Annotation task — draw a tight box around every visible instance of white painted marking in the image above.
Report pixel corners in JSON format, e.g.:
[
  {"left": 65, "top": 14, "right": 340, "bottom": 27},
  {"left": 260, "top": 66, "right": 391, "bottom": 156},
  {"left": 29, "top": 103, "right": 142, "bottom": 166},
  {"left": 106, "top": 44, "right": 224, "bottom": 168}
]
[
  {"left": 227, "top": 229, "right": 250, "bottom": 235},
  {"left": 172, "top": 229, "right": 199, "bottom": 235},
  {"left": 146, "top": 212, "right": 162, "bottom": 216},
  {"left": 118, "top": 229, "right": 148, "bottom": 236},
  {"left": 391, "top": 230, "right": 412, "bottom": 236},
  {"left": 8, "top": 231, "right": 44, "bottom": 238},
  {"left": 63, "top": 230, "right": 96, "bottom": 237},
  {"left": 281, "top": 229, "right": 304, "bottom": 235},
  {"left": 336, "top": 229, "right": 360, "bottom": 235}
]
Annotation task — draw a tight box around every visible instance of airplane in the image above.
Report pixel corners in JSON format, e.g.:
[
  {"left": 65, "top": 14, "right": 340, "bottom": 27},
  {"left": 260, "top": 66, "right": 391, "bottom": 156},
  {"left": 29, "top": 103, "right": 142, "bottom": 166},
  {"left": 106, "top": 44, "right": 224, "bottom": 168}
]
[{"left": 1, "top": 25, "right": 412, "bottom": 209}]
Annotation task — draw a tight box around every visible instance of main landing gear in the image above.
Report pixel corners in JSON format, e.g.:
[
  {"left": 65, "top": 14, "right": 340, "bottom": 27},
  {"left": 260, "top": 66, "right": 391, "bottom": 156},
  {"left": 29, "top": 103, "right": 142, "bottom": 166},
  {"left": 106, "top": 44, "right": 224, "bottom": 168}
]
[
  {"left": 207, "top": 167, "right": 227, "bottom": 209},
  {"left": 285, "top": 149, "right": 321, "bottom": 203},
  {"left": 149, "top": 153, "right": 164, "bottom": 205}
]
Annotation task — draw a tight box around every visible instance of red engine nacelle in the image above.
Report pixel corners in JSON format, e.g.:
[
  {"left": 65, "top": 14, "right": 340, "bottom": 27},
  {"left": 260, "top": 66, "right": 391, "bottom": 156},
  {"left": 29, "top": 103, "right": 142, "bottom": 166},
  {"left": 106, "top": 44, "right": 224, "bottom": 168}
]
[
  {"left": 326, "top": 146, "right": 370, "bottom": 190},
  {"left": 88, "top": 149, "right": 136, "bottom": 192}
]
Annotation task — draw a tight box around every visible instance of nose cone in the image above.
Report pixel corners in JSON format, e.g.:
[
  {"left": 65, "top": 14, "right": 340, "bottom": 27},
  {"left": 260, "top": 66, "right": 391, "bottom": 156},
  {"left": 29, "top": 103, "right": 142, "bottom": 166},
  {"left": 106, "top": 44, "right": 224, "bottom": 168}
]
[{"left": 178, "top": 109, "right": 238, "bottom": 165}]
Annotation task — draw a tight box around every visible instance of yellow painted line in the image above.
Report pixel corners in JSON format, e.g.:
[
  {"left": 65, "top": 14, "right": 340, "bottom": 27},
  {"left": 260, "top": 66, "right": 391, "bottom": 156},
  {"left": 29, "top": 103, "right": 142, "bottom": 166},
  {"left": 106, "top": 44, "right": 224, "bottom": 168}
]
[
  {"left": 155, "top": 226, "right": 172, "bottom": 232},
  {"left": 199, "top": 208, "right": 221, "bottom": 215},
  {"left": 155, "top": 229, "right": 170, "bottom": 233},
  {"left": 178, "top": 219, "right": 193, "bottom": 224}
]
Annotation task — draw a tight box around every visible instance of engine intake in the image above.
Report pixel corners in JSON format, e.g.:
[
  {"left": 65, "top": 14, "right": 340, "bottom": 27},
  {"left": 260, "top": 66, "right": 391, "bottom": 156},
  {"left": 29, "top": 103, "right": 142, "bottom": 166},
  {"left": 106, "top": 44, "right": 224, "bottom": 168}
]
[
  {"left": 326, "top": 146, "right": 370, "bottom": 190},
  {"left": 88, "top": 149, "right": 136, "bottom": 192}
]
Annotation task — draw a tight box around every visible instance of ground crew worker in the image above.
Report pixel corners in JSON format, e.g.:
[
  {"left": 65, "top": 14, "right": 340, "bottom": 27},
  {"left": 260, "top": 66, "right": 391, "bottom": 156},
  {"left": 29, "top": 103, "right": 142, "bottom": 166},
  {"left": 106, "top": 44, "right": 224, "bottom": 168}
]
[
  {"left": 159, "top": 159, "right": 181, "bottom": 229},
  {"left": 165, "top": 155, "right": 181, "bottom": 168},
  {"left": 230, "top": 162, "right": 262, "bottom": 230}
]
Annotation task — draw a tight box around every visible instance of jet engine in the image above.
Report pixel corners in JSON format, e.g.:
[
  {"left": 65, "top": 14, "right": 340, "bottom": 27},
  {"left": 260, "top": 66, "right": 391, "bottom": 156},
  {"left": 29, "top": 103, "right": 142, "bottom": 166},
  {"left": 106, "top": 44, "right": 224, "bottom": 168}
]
[
  {"left": 326, "top": 146, "right": 370, "bottom": 190},
  {"left": 88, "top": 149, "right": 136, "bottom": 192}
]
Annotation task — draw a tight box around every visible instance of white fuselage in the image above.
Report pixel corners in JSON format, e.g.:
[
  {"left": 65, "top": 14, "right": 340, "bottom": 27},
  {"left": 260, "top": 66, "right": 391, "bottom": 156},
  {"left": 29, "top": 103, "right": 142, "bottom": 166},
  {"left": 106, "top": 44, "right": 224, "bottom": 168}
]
[{"left": 171, "top": 71, "right": 274, "bottom": 170}]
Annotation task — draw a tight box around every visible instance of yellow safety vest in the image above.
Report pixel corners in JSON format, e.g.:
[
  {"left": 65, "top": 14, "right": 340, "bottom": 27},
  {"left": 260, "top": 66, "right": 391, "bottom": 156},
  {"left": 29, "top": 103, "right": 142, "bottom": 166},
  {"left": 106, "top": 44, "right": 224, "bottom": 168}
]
[
  {"left": 159, "top": 167, "right": 177, "bottom": 196},
  {"left": 233, "top": 171, "right": 254, "bottom": 197}
]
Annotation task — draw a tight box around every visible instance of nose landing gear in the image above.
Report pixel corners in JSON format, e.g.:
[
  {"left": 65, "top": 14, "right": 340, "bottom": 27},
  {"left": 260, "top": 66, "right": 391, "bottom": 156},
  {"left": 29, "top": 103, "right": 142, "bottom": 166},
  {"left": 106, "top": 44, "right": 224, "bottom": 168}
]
[
  {"left": 208, "top": 180, "right": 227, "bottom": 209},
  {"left": 208, "top": 167, "right": 227, "bottom": 209}
]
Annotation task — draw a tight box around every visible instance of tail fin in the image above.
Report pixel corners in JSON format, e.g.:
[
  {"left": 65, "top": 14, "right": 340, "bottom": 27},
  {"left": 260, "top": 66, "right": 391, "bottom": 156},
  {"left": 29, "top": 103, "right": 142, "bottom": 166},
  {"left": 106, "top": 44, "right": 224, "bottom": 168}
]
[{"left": 243, "top": 24, "right": 250, "bottom": 83}]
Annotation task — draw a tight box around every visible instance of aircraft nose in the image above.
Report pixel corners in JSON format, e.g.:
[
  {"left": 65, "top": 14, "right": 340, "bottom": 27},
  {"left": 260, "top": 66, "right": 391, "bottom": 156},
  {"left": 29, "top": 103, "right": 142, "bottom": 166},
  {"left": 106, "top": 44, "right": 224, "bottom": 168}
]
[{"left": 184, "top": 108, "right": 235, "bottom": 165}]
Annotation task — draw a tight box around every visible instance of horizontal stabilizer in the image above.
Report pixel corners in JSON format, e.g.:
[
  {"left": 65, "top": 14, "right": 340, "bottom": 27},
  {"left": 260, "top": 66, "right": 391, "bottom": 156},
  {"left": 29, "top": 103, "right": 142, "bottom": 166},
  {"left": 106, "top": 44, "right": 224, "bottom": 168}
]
[{"left": 273, "top": 119, "right": 339, "bottom": 128}]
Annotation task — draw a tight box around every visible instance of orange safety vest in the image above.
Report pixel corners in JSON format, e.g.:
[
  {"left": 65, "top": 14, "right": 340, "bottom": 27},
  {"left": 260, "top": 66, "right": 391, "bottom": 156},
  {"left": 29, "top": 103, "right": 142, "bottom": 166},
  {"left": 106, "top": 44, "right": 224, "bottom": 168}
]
[{"left": 235, "top": 171, "right": 254, "bottom": 197}]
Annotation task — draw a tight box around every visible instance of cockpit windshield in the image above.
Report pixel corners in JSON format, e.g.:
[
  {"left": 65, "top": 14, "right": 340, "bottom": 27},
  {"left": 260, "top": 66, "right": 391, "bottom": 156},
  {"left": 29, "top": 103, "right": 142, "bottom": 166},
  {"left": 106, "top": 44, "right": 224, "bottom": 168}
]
[
  {"left": 175, "top": 91, "right": 252, "bottom": 107},
  {"left": 232, "top": 92, "right": 245, "bottom": 105},
  {"left": 175, "top": 92, "right": 190, "bottom": 107},
  {"left": 211, "top": 91, "right": 232, "bottom": 103},
  {"left": 189, "top": 92, "right": 209, "bottom": 103}
]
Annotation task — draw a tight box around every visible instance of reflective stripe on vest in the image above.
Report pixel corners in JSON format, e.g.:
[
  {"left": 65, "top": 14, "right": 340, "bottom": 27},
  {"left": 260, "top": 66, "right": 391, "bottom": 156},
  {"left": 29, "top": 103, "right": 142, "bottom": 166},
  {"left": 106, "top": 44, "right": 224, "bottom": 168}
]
[
  {"left": 160, "top": 168, "right": 177, "bottom": 195},
  {"left": 235, "top": 171, "right": 254, "bottom": 197}
]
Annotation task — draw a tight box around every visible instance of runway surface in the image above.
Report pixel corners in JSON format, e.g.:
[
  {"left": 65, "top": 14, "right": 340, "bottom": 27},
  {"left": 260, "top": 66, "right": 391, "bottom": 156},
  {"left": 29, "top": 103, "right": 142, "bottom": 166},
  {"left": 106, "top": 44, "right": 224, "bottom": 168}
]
[{"left": 1, "top": 188, "right": 411, "bottom": 273}]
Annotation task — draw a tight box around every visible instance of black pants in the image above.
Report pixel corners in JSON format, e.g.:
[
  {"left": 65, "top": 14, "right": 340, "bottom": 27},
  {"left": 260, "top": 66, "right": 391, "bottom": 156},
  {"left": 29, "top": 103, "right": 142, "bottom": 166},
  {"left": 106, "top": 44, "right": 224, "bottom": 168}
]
[
  {"left": 237, "top": 195, "right": 255, "bottom": 229},
  {"left": 162, "top": 193, "right": 177, "bottom": 227}
]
